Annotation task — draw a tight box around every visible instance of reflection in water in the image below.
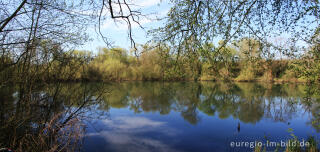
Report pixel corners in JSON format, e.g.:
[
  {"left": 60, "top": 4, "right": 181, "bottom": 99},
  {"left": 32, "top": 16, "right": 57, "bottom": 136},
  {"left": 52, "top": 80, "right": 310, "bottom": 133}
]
[
  {"left": 0, "top": 83, "right": 109, "bottom": 151},
  {"left": 99, "top": 82, "right": 319, "bottom": 126},
  {"left": 0, "top": 82, "right": 320, "bottom": 151},
  {"left": 86, "top": 116, "right": 180, "bottom": 152},
  {"left": 87, "top": 82, "right": 320, "bottom": 151}
]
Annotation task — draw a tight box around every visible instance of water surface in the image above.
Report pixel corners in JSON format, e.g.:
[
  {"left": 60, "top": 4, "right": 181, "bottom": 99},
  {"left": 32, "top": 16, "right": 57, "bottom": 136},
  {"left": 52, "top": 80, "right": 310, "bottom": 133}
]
[
  {"left": 81, "top": 82, "right": 320, "bottom": 152},
  {"left": 1, "top": 82, "right": 319, "bottom": 151}
]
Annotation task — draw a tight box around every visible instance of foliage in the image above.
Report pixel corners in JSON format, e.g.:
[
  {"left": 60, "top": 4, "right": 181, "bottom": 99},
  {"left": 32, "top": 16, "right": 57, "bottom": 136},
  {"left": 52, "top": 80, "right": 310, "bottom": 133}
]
[{"left": 1, "top": 41, "right": 319, "bottom": 83}]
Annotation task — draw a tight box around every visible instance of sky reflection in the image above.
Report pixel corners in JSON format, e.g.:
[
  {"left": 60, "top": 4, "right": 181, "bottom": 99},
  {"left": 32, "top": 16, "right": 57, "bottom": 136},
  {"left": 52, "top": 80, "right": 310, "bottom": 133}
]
[{"left": 82, "top": 82, "right": 320, "bottom": 152}]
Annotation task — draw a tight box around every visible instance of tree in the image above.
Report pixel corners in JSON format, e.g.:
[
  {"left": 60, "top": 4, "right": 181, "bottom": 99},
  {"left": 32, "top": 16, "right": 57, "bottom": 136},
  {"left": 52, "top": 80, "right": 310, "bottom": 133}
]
[
  {"left": 0, "top": 0, "right": 148, "bottom": 85},
  {"left": 291, "top": 27, "right": 320, "bottom": 82},
  {"left": 235, "top": 38, "right": 263, "bottom": 81},
  {"left": 153, "top": 0, "right": 319, "bottom": 67}
]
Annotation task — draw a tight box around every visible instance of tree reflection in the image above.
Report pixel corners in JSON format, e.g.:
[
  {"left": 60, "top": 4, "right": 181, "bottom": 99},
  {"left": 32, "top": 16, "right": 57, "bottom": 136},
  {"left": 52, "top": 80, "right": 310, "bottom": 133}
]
[
  {"left": 100, "top": 82, "right": 320, "bottom": 130},
  {"left": 0, "top": 83, "right": 108, "bottom": 151},
  {"left": 1, "top": 81, "right": 319, "bottom": 151}
]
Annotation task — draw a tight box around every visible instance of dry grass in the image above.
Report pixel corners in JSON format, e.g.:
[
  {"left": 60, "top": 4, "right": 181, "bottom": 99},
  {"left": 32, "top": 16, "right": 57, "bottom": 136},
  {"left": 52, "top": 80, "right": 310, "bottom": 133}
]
[{"left": 4, "top": 113, "right": 84, "bottom": 152}]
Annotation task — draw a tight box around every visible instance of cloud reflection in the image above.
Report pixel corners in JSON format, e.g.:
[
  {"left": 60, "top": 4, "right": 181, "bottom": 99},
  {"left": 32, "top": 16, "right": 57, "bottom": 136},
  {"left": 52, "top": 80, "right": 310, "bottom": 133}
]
[
  {"left": 103, "top": 116, "right": 165, "bottom": 130},
  {"left": 86, "top": 116, "right": 180, "bottom": 152}
]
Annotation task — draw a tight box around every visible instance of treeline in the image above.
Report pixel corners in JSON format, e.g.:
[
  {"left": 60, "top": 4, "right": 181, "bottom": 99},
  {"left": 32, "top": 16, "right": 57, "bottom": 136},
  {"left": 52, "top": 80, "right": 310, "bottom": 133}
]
[{"left": 1, "top": 38, "right": 319, "bottom": 83}]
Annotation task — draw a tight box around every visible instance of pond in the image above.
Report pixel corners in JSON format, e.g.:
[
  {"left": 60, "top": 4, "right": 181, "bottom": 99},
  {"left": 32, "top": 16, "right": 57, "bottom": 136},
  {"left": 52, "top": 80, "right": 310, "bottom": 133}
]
[{"left": 0, "top": 82, "right": 319, "bottom": 151}]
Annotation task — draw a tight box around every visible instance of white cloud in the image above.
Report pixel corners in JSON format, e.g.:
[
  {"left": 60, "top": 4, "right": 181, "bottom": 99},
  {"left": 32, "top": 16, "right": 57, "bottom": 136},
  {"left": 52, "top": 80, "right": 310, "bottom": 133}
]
[
  {"left": 101, "top": 17, "right": 153, "bottom": 31},
  {"left": 101, "top": 0, "right": 167, "bottom": 31},
  {"left": 134, "top": 0, "right": 162, "bottom": 8}
]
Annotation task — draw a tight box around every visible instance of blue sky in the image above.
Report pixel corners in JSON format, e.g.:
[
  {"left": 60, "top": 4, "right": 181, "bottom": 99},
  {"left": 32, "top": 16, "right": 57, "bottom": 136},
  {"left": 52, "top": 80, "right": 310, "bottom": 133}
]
[
  {"left": 78, "top": 0, "right": 171, "bottom": 54},
  {"left": 77, "top": 0, "right": 317, "bottom": 57}
]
